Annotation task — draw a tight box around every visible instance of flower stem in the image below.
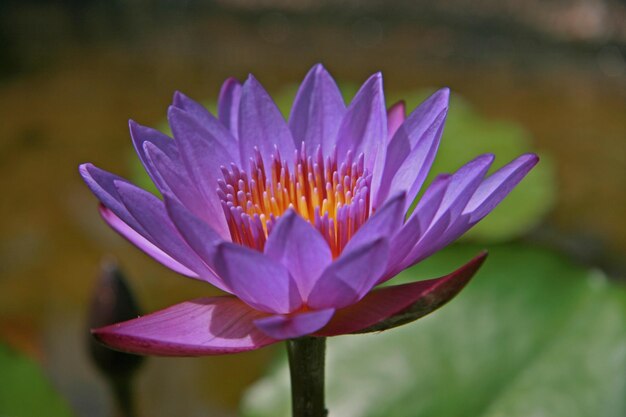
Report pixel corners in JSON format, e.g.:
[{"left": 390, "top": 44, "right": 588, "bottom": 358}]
[{"left": 287, "top": 337, "right": 328, "bottom": 417}]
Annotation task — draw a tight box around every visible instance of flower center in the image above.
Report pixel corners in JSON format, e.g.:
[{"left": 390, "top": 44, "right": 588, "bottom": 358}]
[{"left": 217, "top": 145, "right": 372, "bottom": 257}]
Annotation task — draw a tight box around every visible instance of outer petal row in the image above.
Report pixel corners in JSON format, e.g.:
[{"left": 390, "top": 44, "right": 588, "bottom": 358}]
[
  {"left": 91, "top": 253, "right": 486, "bottom": 356},
  {"left": 92, "top": 297, "right": 277, "bottom": 356}
]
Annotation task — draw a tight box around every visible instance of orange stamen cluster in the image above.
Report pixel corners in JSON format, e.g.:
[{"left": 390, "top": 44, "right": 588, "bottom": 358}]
[{"left": 218, "top": 145, "right": 372, "bottom": 257}]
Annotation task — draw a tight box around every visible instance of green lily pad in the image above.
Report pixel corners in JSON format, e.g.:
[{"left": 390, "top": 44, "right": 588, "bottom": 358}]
[
  {"left": 0, "top": 344, "right": 75, "bottom": 417},
  {"left": 132, "top": 86, "right": 555, "bottom": 243},
  {"left": 240, "top": 243, "right": 626, "bottom": 417}
]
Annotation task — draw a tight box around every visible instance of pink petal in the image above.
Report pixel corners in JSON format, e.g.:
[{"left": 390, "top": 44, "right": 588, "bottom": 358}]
[
  {"left": 316, "top": 252, "right": 487, "bottom": 336},
  {"left": 92, "top": 297, "right": 277, "bottom": 356},
  {"left": 254, "top": 308, "right": 335, "bottom": 340},
  {"left": 214, "top": 243, "right": 303, "bottom": 314},
  {"left": 307, "top": 238, "right": 389, "bottom": 310},
  {"left": 386, "top": 100, "right": 406, "bottom": 140},
  {"left": 264, "top": 210, "right": 332, "bottom": 299}
]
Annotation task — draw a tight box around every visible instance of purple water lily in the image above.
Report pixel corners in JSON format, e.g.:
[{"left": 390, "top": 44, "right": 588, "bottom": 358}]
[{"left": 80, "top": 64, "right": 537, "bottom": 356}]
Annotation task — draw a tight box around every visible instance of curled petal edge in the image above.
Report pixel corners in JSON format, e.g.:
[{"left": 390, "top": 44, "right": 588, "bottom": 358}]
[{"left": 315, "top": 251, "right": 487, "bottom": 336}]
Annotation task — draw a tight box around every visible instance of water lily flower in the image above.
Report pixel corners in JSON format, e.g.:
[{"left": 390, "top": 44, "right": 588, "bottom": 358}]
[{"left": 80, "top": 64, "right": 538, "bottom": 356}]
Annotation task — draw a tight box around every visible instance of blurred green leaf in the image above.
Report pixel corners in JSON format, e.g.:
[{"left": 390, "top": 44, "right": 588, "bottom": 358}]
[
  {"left": 0, "top": 344, "right": 75, "bottom": 417},
  {"left": 132, "top": 86, "right": 555, "bottom": 242},
  {"left": 241, "top": 243, "right": 626, "bottom": 417}
]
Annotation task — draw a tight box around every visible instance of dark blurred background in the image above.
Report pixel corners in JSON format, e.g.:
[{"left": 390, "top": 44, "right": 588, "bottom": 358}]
[{"left": 0, "top": 1, "right": 625, "bottom": 416}]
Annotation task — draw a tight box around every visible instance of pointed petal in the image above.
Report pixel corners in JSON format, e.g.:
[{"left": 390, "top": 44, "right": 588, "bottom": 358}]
[
  {"left": 218, "top": 77, "right": 242, "bottom": 138},
  {"left": 129, "top": 120, "right": 179, "bottom": 191},
  {"left": 401, "top": 88, "right": 450, "bottom": 149},
  {"left": 335, "top": 72, "right": 386, "bottom": 171},
  {"left": 316, "top": 252, "right": 487, "bottom": 336},
  {"left": 79, "top": 163, "right": 147, "bottom": 236},
  {"left": 114, "top": 180, "right": 217, "bottom": 281},
  {"left": 289, "top": 64, "right": 346, "bottom": 156},
  {"left": 214, "top": 243, "right": 303, "bottom": 314},
  {"left": 403, "top": 153, "right": 540, "bottom": 266},
  {"left": 264, "top": 210, "right": 332, "bottom": 299},
  {"left": 168, "top": 105, "right": 236, "bottom": 238},
  {"left": 394, "top": 154, "right": 494, "bottom": 272},
  {"left": 374, "top": 88, "right": 449, "bottom": 209},
  {"left": 465, "top": 153, "right": 539, "bottom": 222},
  {"left": 378, "top": 109, "right": 447, "bottom": 211},
  {"left": 386, "top": 100, "right": 405, "bottom": 140},
  {"left": 163, "top": 194, "right": 231, "bottom": 293},
  {"left": 254, "top": 308, "right": 335, "bottom": 340},
  {"left": 385, "top": 175, "right": 451, "bottom": 278},
  {"left": 238, "top": 75, "right": 296, "bottom": 168},
  {"left": 433, "top": 153, "right": 495, "bottom": 223},
  {"left": 99, "top": 205, "right": 198, "bottom": 278},
  {"left": 143, "top": 142, "right": 220, "bottom": 230},
  {"left": 172, "top": 91, "right": 238, "bottom": 151},
  {"left": 92, "top": 297, "right": 277, "bottom": 356},
  {"left": 341, "top": 192, "right": 406, "bottom": 255},
  {"left": 307, "top": 238, "right": 389, "bottom": 310}
]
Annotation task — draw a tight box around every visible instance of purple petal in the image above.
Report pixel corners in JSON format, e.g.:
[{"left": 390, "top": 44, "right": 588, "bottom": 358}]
[
  {"left": 307, "top": 238, "right": 389, "bottom": 310},
  {"left": 214, "top": 243, "right": 303, "bottom": 314},
  {"left": 99, "top": 205, "right": 198, "bottom": 278},
  {"left": 378, "top": 110, "right": 447, "bottom": 211},
  {"left": 254, "top": 308, "right": 335, "bottom": 340},
  {"left": 465, "top": 153, "right": 540, "bottom": 222},
  {"left": 238, "top": 75, "right": 296, "bottom": 168},
  {"left": 405, "top": 153, "right": 540, "bottom": 264},
  {"left": 341, "top": 192, "right": 406, "bottom": 255},
  {"left": 400, "top": 88, "right": 450, "bottom": 149},
  {"left": 173, "top": 91, "right": 237, "bottom": 150},
  {"left": 218, "top": 77, "right": 242, "bottom": 138},
  {"left": 316, "top": 252, "right": 487, "bottom": 336},
  {"left": 143, "top": 142, "right": 226, "bottom": 235},
  {"left": 168, "top": 106, "right": 237, "bottom": 238},
  {"left": 114, "top": 180, "right": 218, "bottom": 281},
  {"left": 163, "top": 194, "right": 231, "bottom": 293},
  {"left": 386, "top": 175, "right": 451, "bottom": 278},
  {"left": 92, "top": 297, "right": 277, "bottom": 356},
  {"left": 335, "top": 72, "right": 386, "bottom": 171},
  {"left": 79, "top": 163, "right": 148, "bottom": 237},
  {"left": 386, "top": 100, "right": 406, "bottom": 140},
  {"left": 289, "top": 64, "right": 346, "bottom": 156},
  {"left": 129, "top": 120, "right": 179, "bottom": 190},
  {"left": 373, "top": 88, "right": 449, "bottom": 209},
  {"left": 264, "top": 210, "right": 332, "bottom": 299},
  {"left": 433, "top": 153, "right": 495, "bottom": 222},
  {"left": 391, "top": 154, "right": 494, "bottom": 274}
]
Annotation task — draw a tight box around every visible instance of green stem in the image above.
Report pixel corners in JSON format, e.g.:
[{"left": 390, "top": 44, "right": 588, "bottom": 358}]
[{"left": 287, "top": 337, "right": 328, "bottom": 417}]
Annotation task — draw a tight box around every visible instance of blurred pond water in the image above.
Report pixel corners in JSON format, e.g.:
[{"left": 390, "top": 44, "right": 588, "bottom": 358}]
[{"left": 0, "top": 5, "right": 624, "bottom": 417}]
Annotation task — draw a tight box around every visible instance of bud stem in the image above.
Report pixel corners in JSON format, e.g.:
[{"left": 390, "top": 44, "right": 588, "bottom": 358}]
[{"left": 287, "top": 337, "right": 328, "bottom": 417}]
